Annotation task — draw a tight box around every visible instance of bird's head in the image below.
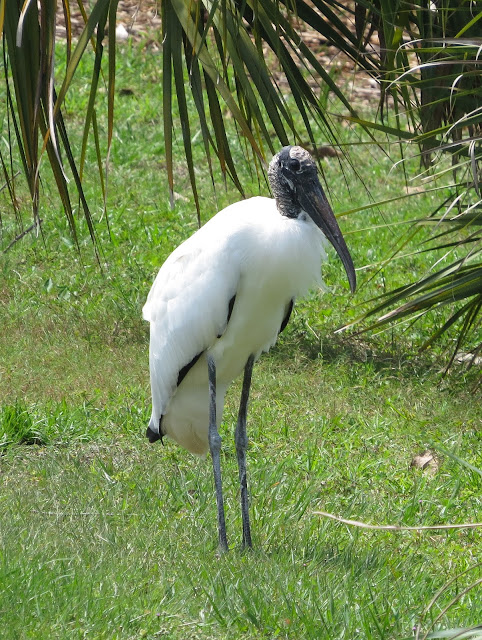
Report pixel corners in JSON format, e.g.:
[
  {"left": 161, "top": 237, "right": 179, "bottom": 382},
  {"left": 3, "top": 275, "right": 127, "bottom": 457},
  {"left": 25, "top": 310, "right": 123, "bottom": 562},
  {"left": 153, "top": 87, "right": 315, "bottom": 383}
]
[{"left": 268, "top": 145, "right": 356, "bottom": 294}]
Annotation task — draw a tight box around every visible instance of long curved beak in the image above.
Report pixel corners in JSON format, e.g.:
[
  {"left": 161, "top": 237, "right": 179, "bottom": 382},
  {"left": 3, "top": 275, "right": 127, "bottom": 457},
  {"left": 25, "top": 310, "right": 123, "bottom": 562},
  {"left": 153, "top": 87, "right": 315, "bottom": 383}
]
[{"left": 299, "top": 181, "right": 356, "bottom": 293}]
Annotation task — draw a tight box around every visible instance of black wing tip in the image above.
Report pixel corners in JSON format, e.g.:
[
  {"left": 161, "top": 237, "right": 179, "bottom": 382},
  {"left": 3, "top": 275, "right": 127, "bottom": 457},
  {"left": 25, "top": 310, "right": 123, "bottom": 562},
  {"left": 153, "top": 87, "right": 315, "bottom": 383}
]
[
  {"left": 279, "top": 298, "right": 295, "bottom": 335},
  {"left": 146, "top": 425, "right": 162, "bottom": 443}
]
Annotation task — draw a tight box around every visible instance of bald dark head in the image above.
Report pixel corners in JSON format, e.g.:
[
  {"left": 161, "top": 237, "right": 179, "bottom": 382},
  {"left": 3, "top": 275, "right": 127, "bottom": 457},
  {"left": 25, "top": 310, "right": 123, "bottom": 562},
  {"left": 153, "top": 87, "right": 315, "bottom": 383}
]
[{"left": 268, "top": 146, "right": 356, "bottom": 293}]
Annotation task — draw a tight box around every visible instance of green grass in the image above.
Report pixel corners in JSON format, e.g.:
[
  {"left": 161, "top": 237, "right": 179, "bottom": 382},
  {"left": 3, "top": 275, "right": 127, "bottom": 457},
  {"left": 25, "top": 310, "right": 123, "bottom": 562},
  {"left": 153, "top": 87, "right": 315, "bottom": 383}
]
[{"left": 0, "top": 44, "right": 481, "bottom": 639}]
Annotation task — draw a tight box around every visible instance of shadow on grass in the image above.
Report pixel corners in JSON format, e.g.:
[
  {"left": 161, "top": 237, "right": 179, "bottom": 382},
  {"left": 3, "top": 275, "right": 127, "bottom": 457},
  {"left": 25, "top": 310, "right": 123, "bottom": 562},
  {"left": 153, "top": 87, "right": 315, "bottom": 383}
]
[{"left": 274, "top": 321, "right": 479, "bottom": 388}]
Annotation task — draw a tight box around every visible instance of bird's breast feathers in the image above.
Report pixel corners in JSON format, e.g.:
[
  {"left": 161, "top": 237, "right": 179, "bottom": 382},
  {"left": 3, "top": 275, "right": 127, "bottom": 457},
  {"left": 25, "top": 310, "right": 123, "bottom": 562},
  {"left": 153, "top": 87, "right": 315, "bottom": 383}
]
[
  {"left": 143, "top": 196, "right": 327, "bottom": 322},
  {"left": 143, "top": 196, "right": 328, "bottom": 421}
]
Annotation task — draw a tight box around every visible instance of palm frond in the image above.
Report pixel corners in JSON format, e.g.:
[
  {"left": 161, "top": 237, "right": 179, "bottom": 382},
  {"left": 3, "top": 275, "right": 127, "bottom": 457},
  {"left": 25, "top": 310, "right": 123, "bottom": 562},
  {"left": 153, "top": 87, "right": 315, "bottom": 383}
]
[
  {"left": 1, "top": 0, "right": 116, "bottom": 246},
  {"left": 341, "top": 6, "right": 482, "bottom": 366}
]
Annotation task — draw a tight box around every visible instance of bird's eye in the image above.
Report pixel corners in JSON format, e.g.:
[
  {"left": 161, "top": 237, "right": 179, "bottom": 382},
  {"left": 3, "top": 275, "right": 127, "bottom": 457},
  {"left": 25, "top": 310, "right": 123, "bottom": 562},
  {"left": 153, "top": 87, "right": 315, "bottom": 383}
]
[{"left": 288, "top": 158, "right": 301, "bottom": 172}]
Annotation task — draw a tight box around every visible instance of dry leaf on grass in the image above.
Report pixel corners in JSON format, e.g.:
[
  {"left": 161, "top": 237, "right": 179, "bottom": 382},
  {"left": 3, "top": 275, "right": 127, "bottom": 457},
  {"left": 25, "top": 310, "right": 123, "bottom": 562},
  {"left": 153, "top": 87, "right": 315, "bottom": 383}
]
[{"left": 411, "top": 450, "right": 439, "bottom": 475}]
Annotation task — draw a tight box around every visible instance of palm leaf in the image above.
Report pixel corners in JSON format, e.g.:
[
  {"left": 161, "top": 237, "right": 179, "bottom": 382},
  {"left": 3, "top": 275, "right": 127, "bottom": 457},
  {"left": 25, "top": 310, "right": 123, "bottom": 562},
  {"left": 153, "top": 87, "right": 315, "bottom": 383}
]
[
  {"left": 338, "top": 8, "right": 482, "bottom": 366},
  {"left": 1, "top": 0, "right": 118, "bottom": 248}
]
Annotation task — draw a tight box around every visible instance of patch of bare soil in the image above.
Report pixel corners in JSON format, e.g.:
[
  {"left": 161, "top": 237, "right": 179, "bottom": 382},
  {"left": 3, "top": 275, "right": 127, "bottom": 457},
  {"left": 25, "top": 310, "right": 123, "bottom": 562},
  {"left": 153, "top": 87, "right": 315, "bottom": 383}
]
[
  {"left": 55, "top": 1, "right": 381, "bottom": 109},
  {"left": 56, "top": 0, "right": 162, "bottom": 43}
]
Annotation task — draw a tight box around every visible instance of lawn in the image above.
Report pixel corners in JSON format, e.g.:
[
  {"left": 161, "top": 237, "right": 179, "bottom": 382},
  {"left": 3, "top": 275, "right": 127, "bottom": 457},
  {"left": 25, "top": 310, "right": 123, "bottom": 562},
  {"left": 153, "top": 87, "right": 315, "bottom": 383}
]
[{"left": 0, "top": 44, "right": 481, "bottom": 640}]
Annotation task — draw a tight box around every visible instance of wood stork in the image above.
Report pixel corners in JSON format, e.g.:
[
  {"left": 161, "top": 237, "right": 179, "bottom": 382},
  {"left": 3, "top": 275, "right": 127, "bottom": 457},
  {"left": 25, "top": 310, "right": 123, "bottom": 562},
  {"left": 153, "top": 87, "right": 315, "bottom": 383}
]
[{"left": 143, "top": 145, "right": 356, "bottom": 551}]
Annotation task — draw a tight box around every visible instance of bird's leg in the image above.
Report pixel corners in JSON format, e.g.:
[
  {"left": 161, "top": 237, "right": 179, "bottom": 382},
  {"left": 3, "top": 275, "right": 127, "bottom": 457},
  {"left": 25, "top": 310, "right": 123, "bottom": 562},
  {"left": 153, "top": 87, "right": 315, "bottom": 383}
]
[
  {"left": 235, "top": 354, "right": 255, "bottom": 549},
  {"left": 207, "top": 354, "right": 228, "bottom": 552}
]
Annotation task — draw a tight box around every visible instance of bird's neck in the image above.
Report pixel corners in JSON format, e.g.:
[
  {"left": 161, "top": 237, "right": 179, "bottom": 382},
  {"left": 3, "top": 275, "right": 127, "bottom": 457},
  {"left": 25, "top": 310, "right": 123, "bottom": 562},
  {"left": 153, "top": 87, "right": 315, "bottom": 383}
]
[
  {"left": 275, "top": 195, "right": 301, "bottom": 220},
  {"left": 269, "top": 165, "right": 302, "bottom": 219}
]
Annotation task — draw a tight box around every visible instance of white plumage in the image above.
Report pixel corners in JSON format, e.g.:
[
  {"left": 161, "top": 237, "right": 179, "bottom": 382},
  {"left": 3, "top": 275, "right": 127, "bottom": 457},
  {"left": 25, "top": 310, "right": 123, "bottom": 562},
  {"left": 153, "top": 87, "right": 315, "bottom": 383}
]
[
  {"left": 143, "top": 196, "right": 327, "bottom": 455},
  {"left": 143, "top": 145, "right": 356, "bottom": 549}
]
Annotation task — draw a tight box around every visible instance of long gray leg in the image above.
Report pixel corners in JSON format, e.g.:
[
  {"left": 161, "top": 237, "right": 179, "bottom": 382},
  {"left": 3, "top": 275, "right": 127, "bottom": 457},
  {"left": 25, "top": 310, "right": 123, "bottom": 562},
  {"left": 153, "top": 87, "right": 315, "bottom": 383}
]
[
  {"left": 207, "top": 354, "right": 228, "bottom": 552},
  {"left": 235, "top": 354, "right": 255, "bottom": 549}
]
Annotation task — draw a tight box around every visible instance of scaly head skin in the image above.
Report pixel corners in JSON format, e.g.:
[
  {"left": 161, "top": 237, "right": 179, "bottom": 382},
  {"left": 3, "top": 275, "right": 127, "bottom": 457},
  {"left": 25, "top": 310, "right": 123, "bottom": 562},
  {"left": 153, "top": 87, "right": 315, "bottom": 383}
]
[{"left": 268, "top": 146, "right": 356, "bottom": 293}]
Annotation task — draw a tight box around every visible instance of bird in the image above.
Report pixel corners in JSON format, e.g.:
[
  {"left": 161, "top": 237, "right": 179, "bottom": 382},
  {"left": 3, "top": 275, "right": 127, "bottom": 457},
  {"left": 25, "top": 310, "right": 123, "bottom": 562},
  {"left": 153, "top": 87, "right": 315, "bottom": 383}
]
[{"left": 143, "top": 145, "right": 356, "bottom": 551}]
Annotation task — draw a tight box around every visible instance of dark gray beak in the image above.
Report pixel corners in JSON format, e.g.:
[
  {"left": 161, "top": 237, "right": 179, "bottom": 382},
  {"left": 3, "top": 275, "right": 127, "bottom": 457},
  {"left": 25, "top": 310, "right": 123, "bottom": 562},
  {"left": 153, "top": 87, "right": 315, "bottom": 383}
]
[{"left": 299, "top": 181, "right": 356, "bottom": 293}]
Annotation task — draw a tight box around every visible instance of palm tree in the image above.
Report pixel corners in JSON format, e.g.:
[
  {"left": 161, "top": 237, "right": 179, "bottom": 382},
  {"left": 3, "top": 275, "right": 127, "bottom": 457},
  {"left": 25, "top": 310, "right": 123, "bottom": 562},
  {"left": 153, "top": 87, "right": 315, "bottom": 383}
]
[{"left": 1, "top": 0, "right": 481, "bottom": 367}]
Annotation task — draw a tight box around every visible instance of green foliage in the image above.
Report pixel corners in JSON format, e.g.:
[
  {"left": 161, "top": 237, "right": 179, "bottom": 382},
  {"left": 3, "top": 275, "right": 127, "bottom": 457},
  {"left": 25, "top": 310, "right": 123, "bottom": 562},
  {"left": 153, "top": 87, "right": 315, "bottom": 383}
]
[
  {"left": 346, "top": 2, "right": 482, "bottom": 368},
  {"left": 0, "top": 401, "right": 44, "bottom": 448},
  {"left": 0, "top": 0, "right": 117, "bottom": 244},
  {"left": 0, "top": 369, "right": 480, "bottom": 638}
]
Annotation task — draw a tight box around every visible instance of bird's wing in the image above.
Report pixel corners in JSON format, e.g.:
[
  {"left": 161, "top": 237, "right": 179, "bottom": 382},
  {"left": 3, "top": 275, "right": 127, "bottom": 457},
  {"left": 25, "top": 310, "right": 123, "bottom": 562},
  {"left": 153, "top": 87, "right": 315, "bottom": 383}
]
[{"left": 143, "top": 223, "right": 241, "bottom": 420}]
